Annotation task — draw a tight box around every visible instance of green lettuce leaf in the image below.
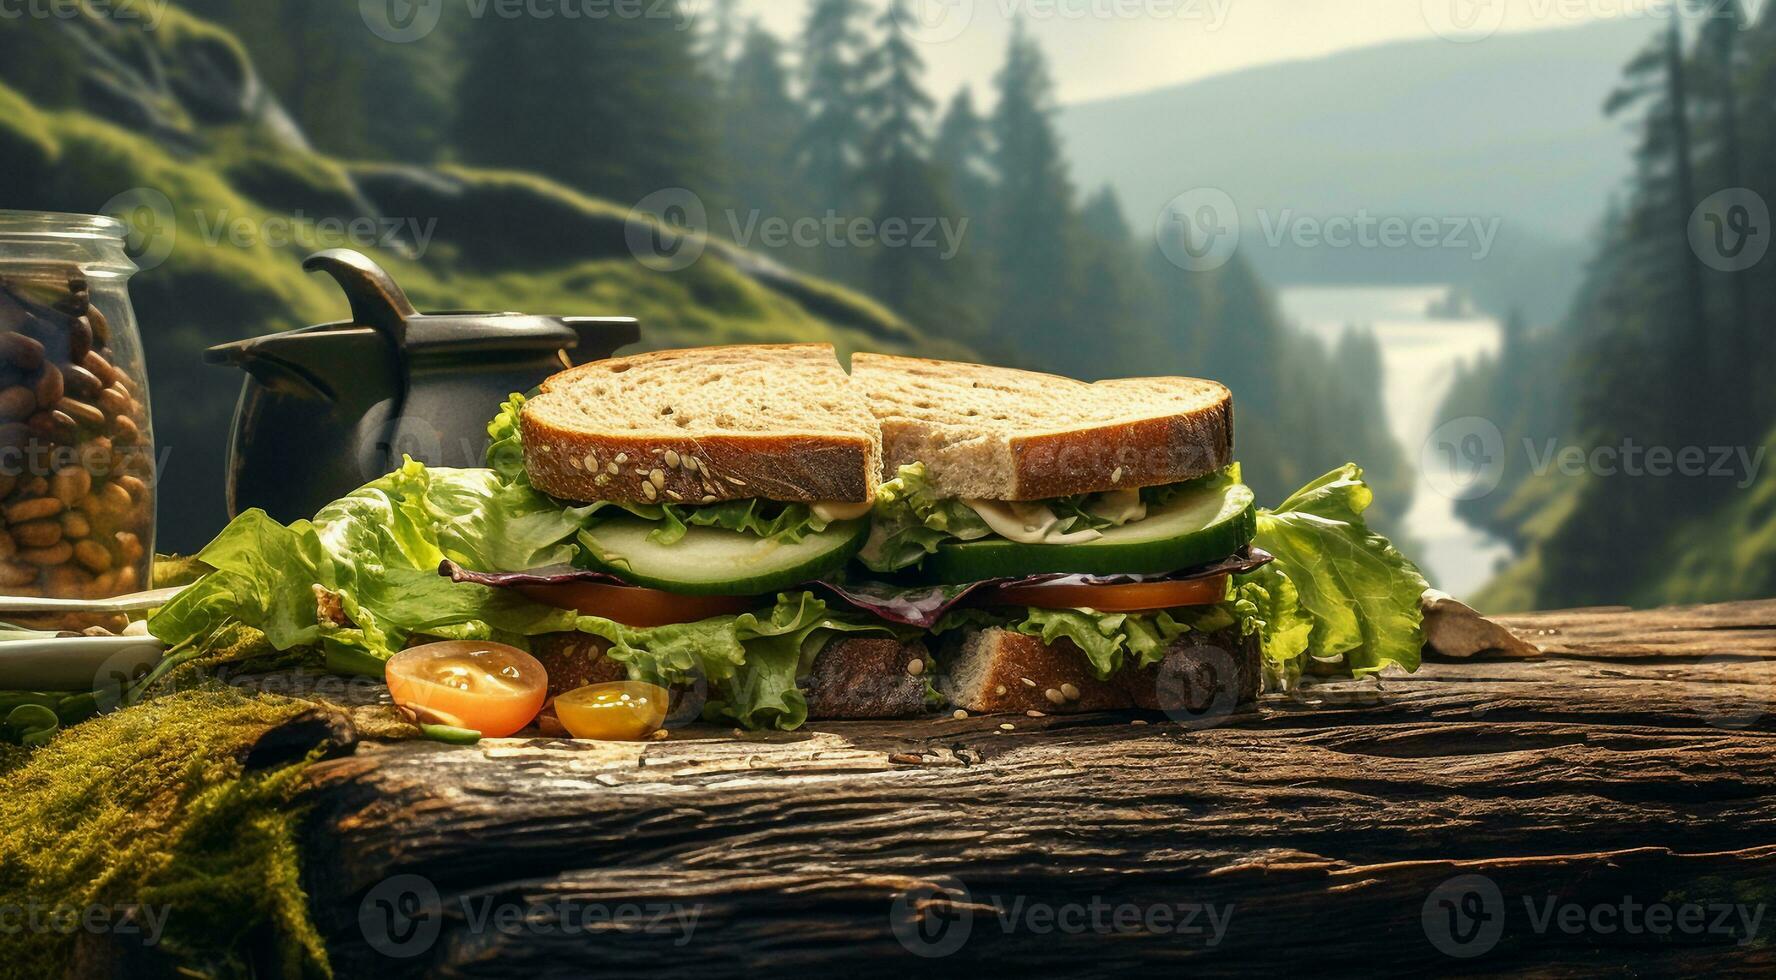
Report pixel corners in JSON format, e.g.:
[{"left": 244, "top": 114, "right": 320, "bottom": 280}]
[
  {"left": 859, "top": 463, "right": 994, "bottom": 572},
  {"left": 486, "top": 392, "right": 531, "bottom": 486},
  {"left": 148, "top": 454, "right": 900, "bottom": 730},
  {"left": 933, "top": 603, "right": 1230, "bottom": 679},
  {"left": 0, "top": 692, "right": 102, "bottom": 746},
  {"left": 1233, "top": 575, "right": 1315, "bottom": 687},
  {"left": 1243, "top": 463, "right": 1428, "bottom": 681},
  {"left": 1019, "top": 607, "right": 1194, "bottom": 676},
  {"left": 572, "top": 592, "right": 908, "bottom": 730},
  {"left": 149, "top": 460, "right": 585, "bottom": 676},
  {"left": 648, "top": 498, "right": 831, "bottom": 546}
]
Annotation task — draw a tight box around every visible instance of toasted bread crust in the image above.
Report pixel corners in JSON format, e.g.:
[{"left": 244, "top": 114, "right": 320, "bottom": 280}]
[
  {"left": 522, "top": 344, "right": 880, "bottom": 504},
  {"left": 535, "top": 343, "right": 834, "bottom": 394},
  {"left": 852, "top": 352, "right": 1235, "bottom": 499},
  {"left": 522, "top": 425, "right": 877, "bottom": 505},
  {"left": 1007, "top": 405, "right": 1234, "bottom": 499},
  {"left": 940, "top": 627, "right": 1260, "bottom": 716}
]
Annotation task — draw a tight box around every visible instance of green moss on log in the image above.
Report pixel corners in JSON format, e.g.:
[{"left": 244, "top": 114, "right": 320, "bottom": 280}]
[{"left": 0, "top": 687, "right": 331, "bottom": 977}]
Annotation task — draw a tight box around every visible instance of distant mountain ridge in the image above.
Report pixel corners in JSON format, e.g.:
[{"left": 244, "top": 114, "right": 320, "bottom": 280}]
[{"left": 1058, "top": 19, "right": 1655, "bottom": 310}]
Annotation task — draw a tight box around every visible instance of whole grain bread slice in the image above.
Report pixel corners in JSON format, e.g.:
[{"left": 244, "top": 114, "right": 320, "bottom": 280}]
[
  {"left": 938, "top": 627, "right": 1260, "bottom": 718},
  {"left": 850, "top": 352, "right": 1233, "bottom": 500},
  {"left": 801, "top": 637, "right": 935, "bottom": 720},
  {"left": 523, "top": 344, "right": 882, "bottom": 504}
]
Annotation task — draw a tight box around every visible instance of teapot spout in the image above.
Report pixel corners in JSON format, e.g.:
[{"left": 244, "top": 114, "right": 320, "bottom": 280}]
[{"left": 206, "top": 324, "right": 396, "bottom": 403}]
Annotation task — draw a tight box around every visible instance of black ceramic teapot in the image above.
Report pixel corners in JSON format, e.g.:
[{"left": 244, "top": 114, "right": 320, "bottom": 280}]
[{"left": 207, "top": 249, "right": 639, "bottom": 523}]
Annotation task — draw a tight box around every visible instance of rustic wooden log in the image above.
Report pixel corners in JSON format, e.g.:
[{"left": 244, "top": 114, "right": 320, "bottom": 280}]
[{"left": 288, "top": 601, "right": 1776, "bottom": 976}]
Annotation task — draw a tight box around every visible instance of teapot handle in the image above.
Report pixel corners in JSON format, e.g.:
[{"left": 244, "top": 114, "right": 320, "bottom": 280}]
[{"left": 303, "top": 249, "right": 418, "bottom": 345}]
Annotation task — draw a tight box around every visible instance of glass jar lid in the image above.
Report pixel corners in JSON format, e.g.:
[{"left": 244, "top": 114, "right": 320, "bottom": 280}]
[
  {"left": 0, "top": 210, "right": 126, "bottom": 240},
  {"left": 0, "top": 210, "right": 137, "bottom": 278}
]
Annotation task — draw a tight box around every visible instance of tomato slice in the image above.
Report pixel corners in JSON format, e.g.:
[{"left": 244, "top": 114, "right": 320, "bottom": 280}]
[
  {"left": 973, "top": 574, "right": 1230, "bottom": 613},
  {"left": 514, "top": 581, "right": 758, "bottom": 627}
]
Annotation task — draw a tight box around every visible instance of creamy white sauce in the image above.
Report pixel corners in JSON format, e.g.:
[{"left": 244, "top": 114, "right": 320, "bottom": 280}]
[
  {"left": 963, "top": 499, "right": 1104, "bottom": 545},
  {"left": 811, "top": 499, "right": 875, "bottom": 522},
  {"left": 1084, "top": 488, "right": 1148, "bottom": 527}
]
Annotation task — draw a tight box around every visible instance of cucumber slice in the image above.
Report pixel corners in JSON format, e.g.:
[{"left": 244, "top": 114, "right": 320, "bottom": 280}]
[
  {"left": 918, "top": 481, "right": 1257, "bottom": 584},
  {"left": 577, "top": 519, "right": 869, "bottom": 596}
]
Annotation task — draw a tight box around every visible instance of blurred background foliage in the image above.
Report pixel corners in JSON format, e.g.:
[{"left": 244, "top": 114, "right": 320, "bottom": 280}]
[{"left": 0, "top": 1, "right": 1771, "bottom": 611}]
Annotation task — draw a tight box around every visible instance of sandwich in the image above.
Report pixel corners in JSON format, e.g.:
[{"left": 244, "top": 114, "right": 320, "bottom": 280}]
[
  {"left": 151, "top": 344, "right": 1429, "bottom": 733},
  {"left": 845, "top": 353, "right": 1267, "bottom": 719},
  {"left": 483, "top": 343, "right": 939, "bottom": 727}
]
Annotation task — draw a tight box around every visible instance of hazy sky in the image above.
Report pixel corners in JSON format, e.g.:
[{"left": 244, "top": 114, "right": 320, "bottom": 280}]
[{"left": 731, "top": 0, "right": 1737, "bottom": 104}]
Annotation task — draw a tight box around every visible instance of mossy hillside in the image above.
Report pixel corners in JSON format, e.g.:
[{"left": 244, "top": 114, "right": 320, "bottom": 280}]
[
  {"left": 1474, "top": 423, "right": 1776, "bottom": 612},
  {"left": 0, "top": 69, "right": 966, "bottom": 548},
  {"left": 0, "top": 1, "right": 254, "bottom": 139},
  {"left": 1470, "top": 469, "right": 1590, "bottom": 612},
  {"left": 1641, "top": 424, "right": 1776, "bottom": 606}
]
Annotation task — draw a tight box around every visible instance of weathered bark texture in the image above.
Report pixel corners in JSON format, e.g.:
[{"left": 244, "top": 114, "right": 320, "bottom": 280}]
[{"left": 292, "top": 600, "right": 1776, "bottom": 977}]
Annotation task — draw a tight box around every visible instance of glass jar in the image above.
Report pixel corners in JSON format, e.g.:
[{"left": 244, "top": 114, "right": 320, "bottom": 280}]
[{"left": 0, "top": 211, "right": 154, "bottom": 606}]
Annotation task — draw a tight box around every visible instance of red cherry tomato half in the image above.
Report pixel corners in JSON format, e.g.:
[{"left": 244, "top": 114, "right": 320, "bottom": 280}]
[
  {"left": 386, "top": 640, "right": 549, "bottom": 738},
  {"left": 973, "top": 574, "right": 1230, "bottom": 613},
  {"left": 514, "top": 581, "right": 758, "bottom": 627}
]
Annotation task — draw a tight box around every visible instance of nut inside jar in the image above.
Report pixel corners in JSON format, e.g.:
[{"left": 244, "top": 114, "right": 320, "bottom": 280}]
[{"left": 0, "top": 266, "right": 152, "bottom": 601}]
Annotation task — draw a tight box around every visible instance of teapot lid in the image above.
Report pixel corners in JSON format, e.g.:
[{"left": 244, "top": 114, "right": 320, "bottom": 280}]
[
  {"left": 205, "top": 249, "right": 639, "bottom": 372},
  {"left": 300, "top": 249, "right": 585, "bottom": 354}
]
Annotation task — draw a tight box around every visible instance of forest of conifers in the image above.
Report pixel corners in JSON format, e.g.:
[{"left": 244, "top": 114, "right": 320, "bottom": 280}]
[
  {"left": 1, "top": 1, "right": 1772, "bottom": 610},
  {"left": 1445, "top": 10, "right": 1776, "bottom": 609}
]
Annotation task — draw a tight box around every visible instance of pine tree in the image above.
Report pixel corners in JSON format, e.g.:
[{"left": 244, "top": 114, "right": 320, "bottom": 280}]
[
  {"left": 857, "top": 0, "right": 977, "bottom": 334},
  {"left": 180, "top": 0, "right": 451, "bottom": 162},
  {"left": 1526, "top": 20, "right": 1738, "bottom": 608},
  {"left": 698, "top": 0, "right": 744, "bottom": 84},
  {"left": 796, "top": 0, "right": 871, "bottom": 246},
  {"left": 1600, "top": 22, "right": 1707, "bottom": 446},
  {"left": 935, "top": 88, "right": 995, "bottom": 233},
  {"left": 987, "top": 21, "right": 1080, "bottom": 364},
  {"left": 454, "top": 4, "right": 717, "bottom": 207},
  {"left": 1071, "top": 187, "right": 1158, "bottom": 379},
  {"left": 1737, "top": 4, "right": 1776, "bottom": 419},
  {"left": 722, "top": 23, "right": 804, "bottom": 236},
  {"left": 1692, "top": 2, "right": 1755, "bottom": 433}
]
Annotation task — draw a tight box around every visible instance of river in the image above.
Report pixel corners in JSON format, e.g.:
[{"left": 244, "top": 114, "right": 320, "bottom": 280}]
[{"left": 1277, "top": 285, "right": 1515, "bottom": 599}]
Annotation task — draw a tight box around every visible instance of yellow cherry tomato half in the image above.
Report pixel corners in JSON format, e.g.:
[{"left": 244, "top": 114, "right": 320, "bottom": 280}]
[
  {"left": 553, "top": 681, "right": 670, "bottom": 741},
  {"left": 386, "top": 640, "right": 549, "bottom": 738}
]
